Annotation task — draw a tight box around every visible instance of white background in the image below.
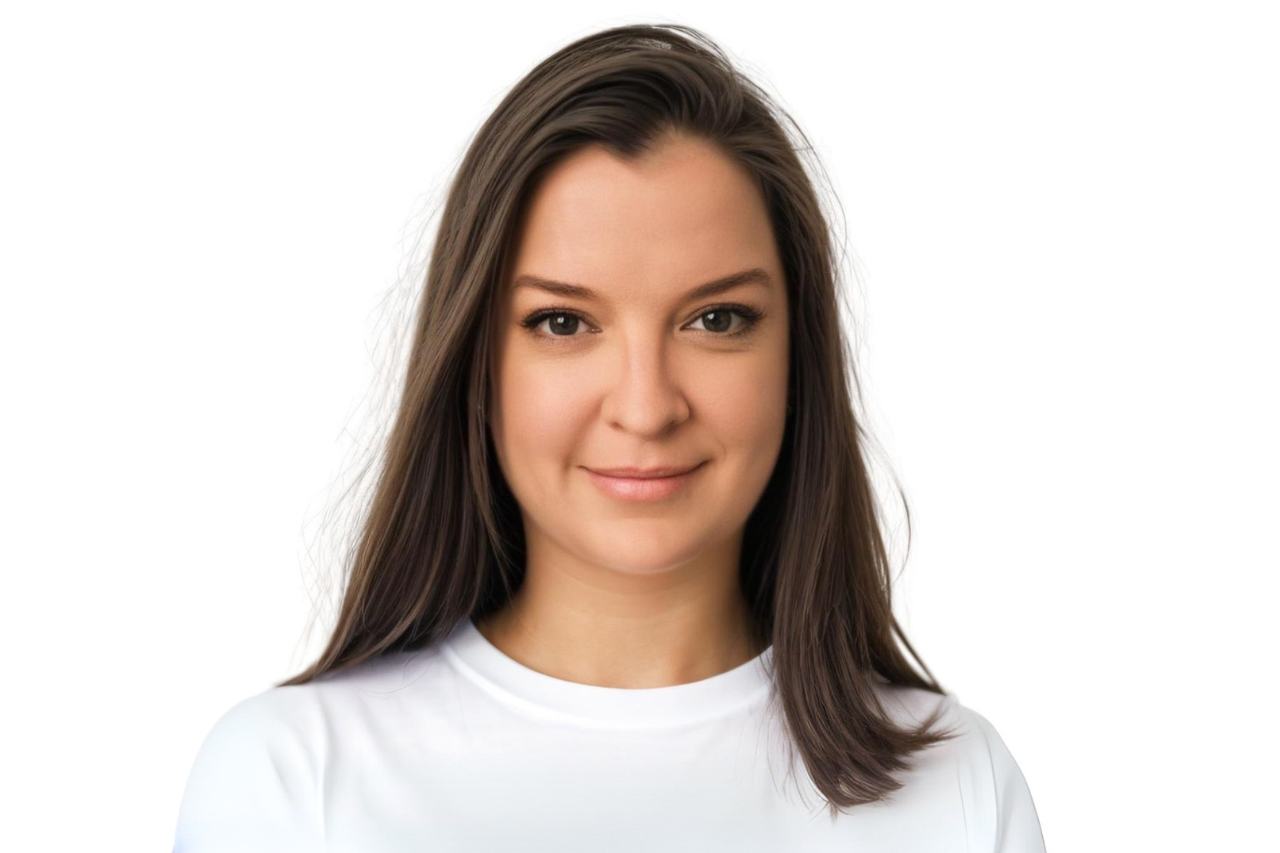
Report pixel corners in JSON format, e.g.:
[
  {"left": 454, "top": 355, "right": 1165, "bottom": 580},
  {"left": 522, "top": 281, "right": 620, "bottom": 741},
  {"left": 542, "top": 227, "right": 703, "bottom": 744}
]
[{"left": 2, "top": 2, "right": 1276, "bottom": 850}]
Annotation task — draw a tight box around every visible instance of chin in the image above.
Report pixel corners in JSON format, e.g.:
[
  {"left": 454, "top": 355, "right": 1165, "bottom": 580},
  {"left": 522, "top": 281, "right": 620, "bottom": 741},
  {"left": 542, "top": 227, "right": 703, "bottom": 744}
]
[{"left": 585, "top": 527, "right": 712, "bottom": 574}]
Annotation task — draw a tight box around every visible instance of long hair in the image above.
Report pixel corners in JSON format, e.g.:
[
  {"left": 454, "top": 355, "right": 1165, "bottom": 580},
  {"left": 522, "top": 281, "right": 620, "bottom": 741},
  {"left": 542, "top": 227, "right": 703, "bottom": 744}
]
[{"left": 276, "top": 22, "right": 957, "bottom": 817}]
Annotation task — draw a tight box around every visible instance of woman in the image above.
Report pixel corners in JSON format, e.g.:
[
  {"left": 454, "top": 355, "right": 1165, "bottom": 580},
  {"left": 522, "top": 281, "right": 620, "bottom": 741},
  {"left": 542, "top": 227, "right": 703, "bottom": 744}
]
[{"left": 173, "top": 23, "right": 1046, "bottom": 852}]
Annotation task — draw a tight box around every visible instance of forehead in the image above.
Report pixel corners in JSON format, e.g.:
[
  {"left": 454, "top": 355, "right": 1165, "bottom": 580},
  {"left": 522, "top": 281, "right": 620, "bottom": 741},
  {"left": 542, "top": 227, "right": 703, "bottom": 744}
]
[{"left": 507, "top": 135, "right": 779, "bottom": 297}]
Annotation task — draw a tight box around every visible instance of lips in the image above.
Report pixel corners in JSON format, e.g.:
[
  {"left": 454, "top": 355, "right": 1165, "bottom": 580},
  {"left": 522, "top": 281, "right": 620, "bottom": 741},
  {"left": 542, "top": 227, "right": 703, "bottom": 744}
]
[
  {"left": 584, "top": 462, "right": 705, "bottom": 478},
  {"left": 583, "top": 461, "right": 707, "bottom": 501}
]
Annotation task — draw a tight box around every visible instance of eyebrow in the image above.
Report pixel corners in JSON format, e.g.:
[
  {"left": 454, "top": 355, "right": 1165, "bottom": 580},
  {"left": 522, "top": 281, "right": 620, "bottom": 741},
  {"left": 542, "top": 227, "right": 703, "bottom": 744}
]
[{"left": 512, "top": 267, "right": 773, "bottom": 303}]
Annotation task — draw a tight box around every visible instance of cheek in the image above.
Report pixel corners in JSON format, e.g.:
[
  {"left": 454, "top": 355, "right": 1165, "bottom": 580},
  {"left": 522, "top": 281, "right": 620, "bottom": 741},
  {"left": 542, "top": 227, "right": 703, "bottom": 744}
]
[
  {"left": 699, "top": 354, "right": 788, "bottom": 508},
  {"left": 698, "top": 353, "right": 788, "bottom": 444},
  {"left": 494, "top": 355, "right": 589, "bottom": 475}
]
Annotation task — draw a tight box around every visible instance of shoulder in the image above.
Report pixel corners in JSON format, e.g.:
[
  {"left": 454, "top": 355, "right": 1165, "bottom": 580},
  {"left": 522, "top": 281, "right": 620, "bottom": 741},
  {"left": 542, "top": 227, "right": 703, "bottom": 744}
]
[
  {"left": 173, "top": 684, "right": 326, "bottom": 853},
  {"left": 174, "top": 649, "right": 414, "bottom": 853},
  {"left": 872, "top": 682, "right": 1047, "bottom": 852},
  {"left": 873, "top": 684, "right": 999, "bottom": 785},
  {"left": 191, "top": 681, "right": 324, "bottom": 765},
  {"left": 173, "top": 648, "right": 447, "bottom": 852},
  {"left": 871, "top": 681, "right": 1015, "bottom": 773},
  {"left": 185, "top": 648, "right": 429, "bottom": 761}
]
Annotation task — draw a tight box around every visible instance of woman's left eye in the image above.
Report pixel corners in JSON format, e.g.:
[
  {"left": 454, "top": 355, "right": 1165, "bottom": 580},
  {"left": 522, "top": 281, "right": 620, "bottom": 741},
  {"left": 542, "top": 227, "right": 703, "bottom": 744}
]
[{"left": 686, "top": 306, "right": 762, "bottom": 336}]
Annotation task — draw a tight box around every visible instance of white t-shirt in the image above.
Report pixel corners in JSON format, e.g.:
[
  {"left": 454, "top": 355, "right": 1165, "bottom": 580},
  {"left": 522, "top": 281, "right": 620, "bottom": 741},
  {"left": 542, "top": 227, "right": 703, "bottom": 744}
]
[{"left": 173, "top": 616, "right": 1046, "bottom": 852}]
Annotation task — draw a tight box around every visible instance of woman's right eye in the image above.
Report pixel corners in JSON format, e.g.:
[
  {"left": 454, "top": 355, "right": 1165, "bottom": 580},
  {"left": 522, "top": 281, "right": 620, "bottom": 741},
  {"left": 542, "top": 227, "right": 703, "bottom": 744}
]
[{"left": 520, "top": 309, "right": 590, "bottom": 340}]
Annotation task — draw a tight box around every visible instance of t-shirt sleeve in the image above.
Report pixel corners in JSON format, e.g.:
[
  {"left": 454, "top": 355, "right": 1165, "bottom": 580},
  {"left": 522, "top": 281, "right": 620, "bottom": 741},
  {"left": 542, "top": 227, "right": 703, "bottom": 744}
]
[
  {"left": 171, "top": 690, "right": 320, "bottom": 853},
  {"left": 963, "top": 704, "right": 1047, "bottom": 853}
]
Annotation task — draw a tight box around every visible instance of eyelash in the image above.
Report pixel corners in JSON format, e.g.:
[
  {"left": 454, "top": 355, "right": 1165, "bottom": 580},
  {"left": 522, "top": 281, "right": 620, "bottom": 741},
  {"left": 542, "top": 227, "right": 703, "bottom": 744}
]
[{"left": 519, "top": 303, "right": 765, "bottom": 344}]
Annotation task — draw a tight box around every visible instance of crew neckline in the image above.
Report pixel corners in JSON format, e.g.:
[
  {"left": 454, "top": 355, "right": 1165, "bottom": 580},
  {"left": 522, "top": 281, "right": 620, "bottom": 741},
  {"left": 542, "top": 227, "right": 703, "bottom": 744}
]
[{"left": 440, "top": 615, "right": 775, "bottom": 729}]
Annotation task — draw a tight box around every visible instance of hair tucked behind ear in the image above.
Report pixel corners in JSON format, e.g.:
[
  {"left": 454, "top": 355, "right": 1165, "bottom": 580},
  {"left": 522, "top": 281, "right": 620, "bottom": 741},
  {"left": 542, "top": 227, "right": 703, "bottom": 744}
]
[{"left": 276, "top": 22, "right": 958, "bottom": 818}]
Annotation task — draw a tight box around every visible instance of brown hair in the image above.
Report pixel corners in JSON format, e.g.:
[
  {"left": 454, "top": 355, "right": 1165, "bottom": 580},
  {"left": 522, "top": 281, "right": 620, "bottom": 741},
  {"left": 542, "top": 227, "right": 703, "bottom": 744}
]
[{"left": 276, "top": 22, "right": 957, "bottom": 817}]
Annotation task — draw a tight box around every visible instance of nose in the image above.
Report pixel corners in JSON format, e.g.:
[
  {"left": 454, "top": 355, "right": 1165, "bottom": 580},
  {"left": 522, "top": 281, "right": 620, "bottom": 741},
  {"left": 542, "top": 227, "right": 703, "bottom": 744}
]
[{"left": 599, "top": 338, "right": 691, "bottom": 437}]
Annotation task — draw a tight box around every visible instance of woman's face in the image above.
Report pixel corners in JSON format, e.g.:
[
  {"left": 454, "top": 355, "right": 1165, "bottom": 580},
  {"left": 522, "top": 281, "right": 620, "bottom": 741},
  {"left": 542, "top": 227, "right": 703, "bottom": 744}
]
[{"left": 488, "top": 132, "right": 789, "bottom": 577}]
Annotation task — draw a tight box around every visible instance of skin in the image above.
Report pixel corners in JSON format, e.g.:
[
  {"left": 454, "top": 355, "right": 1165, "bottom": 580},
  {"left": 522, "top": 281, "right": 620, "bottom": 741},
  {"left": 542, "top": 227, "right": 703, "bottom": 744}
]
[{"left": 478, "top": 130, "right": 789, "bottom": 689}]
